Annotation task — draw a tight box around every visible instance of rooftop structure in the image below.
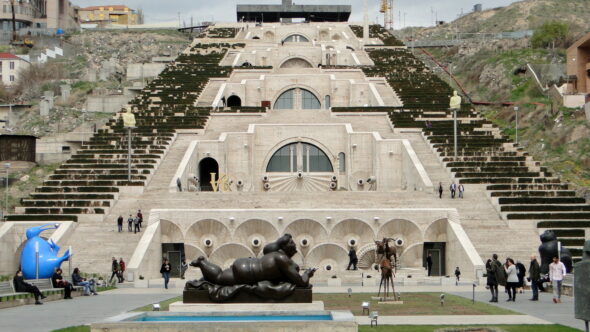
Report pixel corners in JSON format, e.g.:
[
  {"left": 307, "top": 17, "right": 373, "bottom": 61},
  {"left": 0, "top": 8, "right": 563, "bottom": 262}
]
[
  {"left": 78, "top": 4, "right": 143, "bottom": 25},
  {"left": 237, "top": 0, "right": 351, "bottom": 23}
]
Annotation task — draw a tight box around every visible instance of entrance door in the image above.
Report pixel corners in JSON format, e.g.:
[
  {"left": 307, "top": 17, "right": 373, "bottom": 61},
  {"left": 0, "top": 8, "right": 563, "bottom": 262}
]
[
  {"left": 226, "top": 95, "right": 242, "bottom": 107},
  {"left": 198, "top": 157, "right": 219, "bottom": 191},
  {"left": 167, "top": 251, "right": 182, "bottom": 278},
  {"left": 423, "top": 242, "right": 446, "bottom": 276}
]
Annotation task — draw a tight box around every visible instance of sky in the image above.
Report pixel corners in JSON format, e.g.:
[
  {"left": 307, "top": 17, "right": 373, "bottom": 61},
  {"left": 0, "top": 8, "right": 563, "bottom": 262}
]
[{"left": 71, "top": 0, "right": 520, "bottom": 28}]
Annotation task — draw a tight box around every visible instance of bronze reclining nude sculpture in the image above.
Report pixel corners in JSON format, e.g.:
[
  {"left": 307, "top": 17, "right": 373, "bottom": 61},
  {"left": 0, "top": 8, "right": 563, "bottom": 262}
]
[{"left": 185, "top": 234, "right": 316, "bottom": 303}]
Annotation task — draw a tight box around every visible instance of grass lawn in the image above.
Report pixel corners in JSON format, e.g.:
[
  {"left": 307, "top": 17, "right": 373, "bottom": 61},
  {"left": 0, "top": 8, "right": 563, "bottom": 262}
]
[
  {"left": 316, "top": 293, "right": 517, "bottom": 316},
  {"left": 358, "top": 325, "right": 580, "bottom": 332},
  {"left": 52, "top": 326, "right": 89, "bottom": 332},
  {"left": 133, "top": 296, "right": 182, "bottom": 312}
]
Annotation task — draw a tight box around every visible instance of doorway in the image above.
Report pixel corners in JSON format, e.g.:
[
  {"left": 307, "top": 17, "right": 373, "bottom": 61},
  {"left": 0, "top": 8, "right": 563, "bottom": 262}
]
[
  {"left": 423, "top": 242, "right": 446, "bottom": 276},
  {"left": 161, "top": 243, "right": 185, "bottom": 278},
  {"left": 226, "top": 95, "right": 242, "bottom": 107},
  {"left": 198, "top": 157, "right": 219, "bottom": 191}
]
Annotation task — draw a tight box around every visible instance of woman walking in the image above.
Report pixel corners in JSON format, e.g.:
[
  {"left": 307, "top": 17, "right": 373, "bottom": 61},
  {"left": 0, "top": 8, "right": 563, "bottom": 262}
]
[
  {"left": 504, "top": 258, "right": 519, "bottom": 302},
  {"left": 160, "top": 258, "right": 171, "bottom": 289},
  {"left": 486, "top": 259, "right": 497, "bottom": 302}
]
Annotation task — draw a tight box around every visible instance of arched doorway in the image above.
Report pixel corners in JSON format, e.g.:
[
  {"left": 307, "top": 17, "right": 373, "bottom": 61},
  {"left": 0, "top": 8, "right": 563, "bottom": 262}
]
[
  {"left": 198, "top": 157, "right": 219, "bottom": 192},
  {"left": 280, "top": 57, "right": 313, "bottom": 69},
  {"left": 227, "top": 95, "right": 242, "bottom": 107}
]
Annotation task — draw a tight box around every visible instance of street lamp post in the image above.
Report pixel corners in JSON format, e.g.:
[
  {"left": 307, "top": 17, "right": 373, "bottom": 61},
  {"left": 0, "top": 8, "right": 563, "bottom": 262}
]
[
  {"left": 4, "top": 162, "right": 10, "bottom": 219},
  {"left": 514, "top": 106, "right": 519, "bottom": 145}
]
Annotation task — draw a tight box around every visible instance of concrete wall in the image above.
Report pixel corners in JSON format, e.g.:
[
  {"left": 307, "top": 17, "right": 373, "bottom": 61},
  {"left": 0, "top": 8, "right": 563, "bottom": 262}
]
[
  {"left": 130, "top": 208, "right": 481, "bottom": 281},
  {"left": 126, "top": 63, "right": 166, "bottom": 81},
  {"left": 86, "top": 95, "right": 133, "bottom": 113}
]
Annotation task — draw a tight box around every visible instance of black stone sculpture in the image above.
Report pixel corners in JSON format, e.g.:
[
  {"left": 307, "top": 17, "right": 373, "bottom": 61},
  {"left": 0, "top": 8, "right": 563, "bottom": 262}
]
[
  {"left": 538, "top": 230, "right": 573, "bottom": 274},
  {"left": 184, "top": 234, "right": 316, "bottom": 303},
  {"left": 574, "top": 241, "right": 590, "bottom": 332}
]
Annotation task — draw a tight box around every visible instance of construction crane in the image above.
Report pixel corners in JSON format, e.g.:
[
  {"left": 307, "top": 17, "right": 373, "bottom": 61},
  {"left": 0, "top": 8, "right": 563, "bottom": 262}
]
[{"left": 379, "top": 0, "right": 394, "bottom": 30}]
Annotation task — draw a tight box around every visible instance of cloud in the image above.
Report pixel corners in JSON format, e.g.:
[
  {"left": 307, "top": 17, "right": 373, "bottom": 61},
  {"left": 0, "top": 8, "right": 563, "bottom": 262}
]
[{"left": 71, "top": 0, "right": 518, "bottom": 27}]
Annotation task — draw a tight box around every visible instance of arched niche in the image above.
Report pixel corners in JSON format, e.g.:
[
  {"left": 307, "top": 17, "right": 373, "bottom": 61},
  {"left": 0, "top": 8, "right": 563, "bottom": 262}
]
[
  {"left": 424, "top": 218, "right": 448, "bottom": 242},
  {"left": 160, "top": 219, "right": 183, "bottom": 243},
  {"left": 305, "top": 243, "right": 348, "bottom": 272},
  {"left": 279, "top": 57, "right": 314, "bottom": 69},
  {"left": 198, "top": 157, "right": 219, "bottom": 192},
  {"left": 330, "top": 219, "right": 375, "bottom": 249},
  {"left": 227, "top": 95, "right": 242, "bottom": 107},
  {"left": 399, "top": 243, "right": 424, "bottom": 268},
  {"left": 209, "top": 243, "right": 255, "bottom": 269},
  {"left": 233, "top": 219, "right": 279, "bottom": 255},
  {"left": 264, "top": 30, "right": 275, "bottom": 41},
  {"left": 284, "top": 219, "right": 329, "bottom": 256},
  {"left": 185, "top": 219, "right": 231, "bottom": 253},
  {"left": 378, "top": 219, "right": 423, "bottom": 248}
]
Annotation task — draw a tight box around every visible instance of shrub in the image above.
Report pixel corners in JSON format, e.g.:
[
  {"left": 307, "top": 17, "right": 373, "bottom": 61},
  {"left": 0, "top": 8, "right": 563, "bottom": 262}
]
[{"left": 531, "top": 21, "right": 570, "bottom": 49}]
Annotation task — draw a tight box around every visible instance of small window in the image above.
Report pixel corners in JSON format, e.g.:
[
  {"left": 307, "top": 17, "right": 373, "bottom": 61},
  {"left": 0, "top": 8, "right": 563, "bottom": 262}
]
[
  {"left": 9, "top": 62, "right": 14, "bottom": 70},
  {"left": 338, "top": 152, "right": 345, "bottom": 172},
  {"left": 62, "top": 146, "right": 71, "bottom": 153},
  {"left": 9, "top": 75, "right": 14, "bottom": 82}
]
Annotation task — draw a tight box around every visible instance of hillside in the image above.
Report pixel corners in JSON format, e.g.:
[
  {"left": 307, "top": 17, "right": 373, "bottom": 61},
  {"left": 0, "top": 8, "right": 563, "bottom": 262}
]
[{"left": 400, "top": 0, "right": 590, "bottom": 40}]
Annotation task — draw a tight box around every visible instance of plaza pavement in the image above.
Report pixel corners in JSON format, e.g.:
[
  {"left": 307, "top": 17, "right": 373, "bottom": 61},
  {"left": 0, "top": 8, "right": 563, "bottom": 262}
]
[{"left": 0, "top": 282, "right": 583, "bottom": 331}]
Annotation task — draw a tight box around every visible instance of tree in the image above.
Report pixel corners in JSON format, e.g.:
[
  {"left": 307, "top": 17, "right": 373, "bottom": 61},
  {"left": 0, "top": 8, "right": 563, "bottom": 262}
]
[{"left": 531, "top": 21, "right": 570, "bottom": 49}]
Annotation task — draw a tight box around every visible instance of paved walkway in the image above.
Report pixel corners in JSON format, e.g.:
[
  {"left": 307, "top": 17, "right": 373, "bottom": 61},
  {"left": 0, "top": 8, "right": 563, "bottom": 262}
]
[
  {"left": 451, "top": 289, "right": 585, "bottom": 331},
  {"left": 0, "top": 288, "right": 180, "bottom": 332}
]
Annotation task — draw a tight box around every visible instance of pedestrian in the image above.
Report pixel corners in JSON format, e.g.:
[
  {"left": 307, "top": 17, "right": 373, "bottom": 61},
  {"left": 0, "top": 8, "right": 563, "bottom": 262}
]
[
  {"left": 549, "top": 256, "right": 567, "bottom": 303},
  {"left": 426, "top": 253, "right": 433, "bottom": 276},
  {"left": 449, "top": 182, "right": 457, "bottom": 199},
  {"left": 180, "top": 259, "right": 188, "bottom": 280},
  {"left": 438, "top": 182, "right": 443, "bottom": 199},
  {"left": 516, "top": 260, "right": 526, "bottom": 294},
  {"left": 528, "top": 255, "right": 540, "bottom": 301},
  {"left": 134, "top": 216, "right": 140, "bottom": 234},
  {"left": 346, "top": 247, "right": 358, "bottom": 270},
  {"left": 454, "top": 267, "right": 461, "bottom": 285},
  {"left": 505, "top": 258, "right": 518, "bottom": 302},
  {"left": 119, "top": 257, "right": 126, "bottom": 283},
  {"left": 137, "top": 210, "right": 143, "bottom": 229},
  {"left": 160, "top": 258, "right": 171, "bottom": 289},
  {"left": 490, "top": 254, "right": 506, "bottom": 302},
  {"left": 486, "top": 259, "right": 497, "bottom": 302},
  {"left": 109, "top": 257, "right": 119, "bottom": 284},
  {"left": 117, "top": 215, "right": 123, "bottom": 232},
  {"left": 127, "top": 214, "right": 133, "bottom": 232},
  {"left": 458, "top": 184, "right": 465, "bottom": 199}
]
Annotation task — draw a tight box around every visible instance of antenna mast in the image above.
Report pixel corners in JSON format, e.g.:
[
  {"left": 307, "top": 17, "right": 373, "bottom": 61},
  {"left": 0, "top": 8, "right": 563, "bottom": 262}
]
[{"left": 380, "top": 0, "right": 394, "bottom": 30}]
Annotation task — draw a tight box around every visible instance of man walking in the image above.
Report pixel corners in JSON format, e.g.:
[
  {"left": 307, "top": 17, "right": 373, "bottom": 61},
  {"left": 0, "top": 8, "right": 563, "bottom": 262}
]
[
  {"left": 137, "top": 210, "right": 143, "bottom": 229},
  {"left": 450, "top": 182, "right": 457, "bottom": 199},
  {"left": 458, "top": 184, "right": 465, "bottom": 199},
  {"left": 109, "top": 257, "right": 119, "bottom": 284},
  {"left": 127, "top": 214, "right": 133, "bottom": 232},
  {"left": 549, "top": 256, "right": 567, "bottom": 303},
  {"left": 346, "top": 247, "right": 358, "bottom": 270},
  {"left": 529, "top": 255, "right": 540, "bottom": 301},
  {"left": 117, "top": 215, "right": 123, "bottom": 232},
  {"left": 438, "top": 182, "right": 443, "bottom": 199},
  {"left": 490, "top": 254, "right": 506, "bottom": 302},
  {"left": 426, "top": 253, "right": 433, "bottom": 276},
  {"left": 134, "top": 215, "right": 141, "bottom": 234}
]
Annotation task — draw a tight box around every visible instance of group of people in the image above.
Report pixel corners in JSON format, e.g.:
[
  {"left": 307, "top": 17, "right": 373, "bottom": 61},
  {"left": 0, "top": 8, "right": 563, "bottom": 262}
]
[
  {"left": 13, "top": 267, "right": 98, "bottom": 305},
  {"left": 438, "top": 182, "right": 465, "bottom": 199},
  {"left": 116, "top": 210, "right": 143, "bottom": 234},
  {"left": 109, "top": 257, "right": 126, "bottom": 284},
  {"left": 486, "top": 254, "right": 567, "bottom": 303}
]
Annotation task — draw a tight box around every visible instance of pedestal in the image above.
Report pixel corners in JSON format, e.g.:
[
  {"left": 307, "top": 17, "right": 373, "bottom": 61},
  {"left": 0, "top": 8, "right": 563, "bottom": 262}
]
[{"left": 183, "top": 287, "right": 313, "bottom": 303}]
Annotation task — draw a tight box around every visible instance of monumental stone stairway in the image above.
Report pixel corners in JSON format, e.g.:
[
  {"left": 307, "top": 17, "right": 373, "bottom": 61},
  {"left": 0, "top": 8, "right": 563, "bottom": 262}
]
[
  {"left": 345, "top": 29, "right": 588, "bottom": 261},
  {"left": 5, "top": 43, "right": 238, "bottom": 225}
]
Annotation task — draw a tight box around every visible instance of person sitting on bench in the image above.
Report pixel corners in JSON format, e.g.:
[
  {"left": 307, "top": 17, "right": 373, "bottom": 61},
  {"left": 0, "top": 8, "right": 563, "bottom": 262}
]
[
  {"left": 72, "top": 268, "right": 98, "bottom": 296},
  {"left": 52, "top": 268, "right": 74, "bottom": 299},
  {"left": 13, "top": 270, "right": 46, "bottom": 305}
]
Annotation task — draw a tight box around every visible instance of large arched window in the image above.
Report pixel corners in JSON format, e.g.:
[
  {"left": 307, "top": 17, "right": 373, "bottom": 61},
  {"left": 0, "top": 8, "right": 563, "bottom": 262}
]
[
  {"left": 274, "top": 88, "right": 321, "bottom": 110},
  {"left": 283, "top": 34, "right": 309, "bottom": 43},
  {"left": 267, "top": 142, "right": 333, "bottom": 173}
]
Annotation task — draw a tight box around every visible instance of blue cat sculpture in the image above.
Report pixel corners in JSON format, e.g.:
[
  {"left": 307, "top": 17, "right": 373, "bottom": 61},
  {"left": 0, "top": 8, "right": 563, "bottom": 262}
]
[{"left": 20, "top": 224, "right": 71, "bottom": 279}]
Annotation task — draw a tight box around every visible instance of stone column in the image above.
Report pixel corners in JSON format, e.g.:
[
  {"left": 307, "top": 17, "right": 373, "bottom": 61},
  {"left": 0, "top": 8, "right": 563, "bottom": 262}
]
[
  {"left": 44, "top": 91, "right": 54, "bottom": 109},
  {"left": 40, "top": 99, "right": 50, "bottom": 117},
  {"left": 60, "top": 84, "right": 71, "bottom": 102}
]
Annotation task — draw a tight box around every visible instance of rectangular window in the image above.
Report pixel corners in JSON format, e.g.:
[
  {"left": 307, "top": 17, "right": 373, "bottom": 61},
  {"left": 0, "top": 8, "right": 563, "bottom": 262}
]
[
  {"left": 0, "top": 62, "right": 3, "bottom": 72},
  {"left": 9, "top": 62, "right": 14, "bottom": 70},
  {"left": 9, "top": 75, "right": 15, "bottom": 82}
]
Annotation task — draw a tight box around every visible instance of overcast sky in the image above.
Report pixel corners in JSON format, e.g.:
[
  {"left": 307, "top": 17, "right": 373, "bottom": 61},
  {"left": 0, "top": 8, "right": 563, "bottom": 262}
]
[{"left": 71, "top": 0, "right": 519, "bottom": 28}]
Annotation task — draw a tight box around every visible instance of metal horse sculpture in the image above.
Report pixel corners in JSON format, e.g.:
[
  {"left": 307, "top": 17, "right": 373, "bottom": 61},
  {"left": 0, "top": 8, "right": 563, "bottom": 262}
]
[{"left": 375, "top": 238, "right": 398, "bottom": 300}]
